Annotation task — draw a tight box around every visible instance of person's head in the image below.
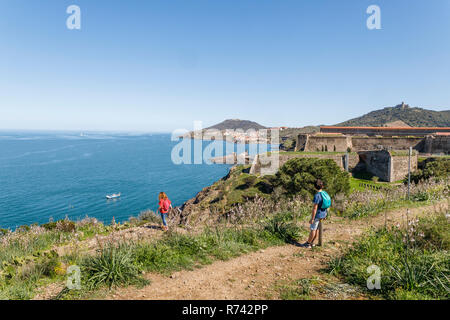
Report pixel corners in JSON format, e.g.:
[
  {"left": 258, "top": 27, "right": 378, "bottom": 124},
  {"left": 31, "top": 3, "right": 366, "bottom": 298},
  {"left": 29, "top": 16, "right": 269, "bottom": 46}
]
[
  {"left": 159, "top": 192, "right": 168, "bottom": 200},
  {"left": 314, "top": 179, "right": 324, "bottom": 190}
]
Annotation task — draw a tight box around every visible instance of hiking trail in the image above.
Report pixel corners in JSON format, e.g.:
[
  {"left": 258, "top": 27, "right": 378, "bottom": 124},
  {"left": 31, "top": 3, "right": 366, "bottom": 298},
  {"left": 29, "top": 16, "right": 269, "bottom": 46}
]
[{"left": 34, "top": 201, "right": 448, "bottom": 300}]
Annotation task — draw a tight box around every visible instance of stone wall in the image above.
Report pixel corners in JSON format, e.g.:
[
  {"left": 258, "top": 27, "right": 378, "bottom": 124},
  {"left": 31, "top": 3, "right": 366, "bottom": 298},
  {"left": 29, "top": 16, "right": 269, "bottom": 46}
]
[
  {"left": 320, "top": 126, "right": 450, "bottom": 136},
  {"left": 351, "top": 137, "right": 424, "bottom": 151},
  {"left": 423, "top": 135, "right": 450, "bottom": 154},
  {"left": 297, "top": 133, "right": 449, "bottom": 154},
  {"left": 358, "top": 150, "right": 391, "bottom": 181},
  {"left": 357, "top": 150, "right": 418, "bottom": 182},
  {"left": 303, "top": 135, "right": 351, "bottom": 152},
  {"left": 390, "top": 152, "right": 418, "bottom": 182},
  {"left": 296, "top": 135, "right": 308, "bottom": 151}
]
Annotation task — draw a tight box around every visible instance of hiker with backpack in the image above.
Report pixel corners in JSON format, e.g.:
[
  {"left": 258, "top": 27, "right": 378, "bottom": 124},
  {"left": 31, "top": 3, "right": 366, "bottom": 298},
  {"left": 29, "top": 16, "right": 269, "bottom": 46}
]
[
  {"left": 158, "top": 192, "right": 172, "bottom": 231},
  {"left": 301, "top": 179, "right": 331, "bottom": 248}
]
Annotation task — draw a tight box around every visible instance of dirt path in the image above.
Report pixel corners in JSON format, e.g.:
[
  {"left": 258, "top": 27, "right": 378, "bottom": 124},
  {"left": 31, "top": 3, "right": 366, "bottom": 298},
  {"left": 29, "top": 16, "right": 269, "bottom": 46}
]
[{"left": 102, "top": 200, "right": 448, "bottom": 300}]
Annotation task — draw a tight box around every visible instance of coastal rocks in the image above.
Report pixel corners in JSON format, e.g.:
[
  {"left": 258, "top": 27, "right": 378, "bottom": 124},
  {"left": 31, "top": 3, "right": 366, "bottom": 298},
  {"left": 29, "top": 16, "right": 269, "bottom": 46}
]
[{"left": 177, "top": 166, "right": 245, "bottom": 226}]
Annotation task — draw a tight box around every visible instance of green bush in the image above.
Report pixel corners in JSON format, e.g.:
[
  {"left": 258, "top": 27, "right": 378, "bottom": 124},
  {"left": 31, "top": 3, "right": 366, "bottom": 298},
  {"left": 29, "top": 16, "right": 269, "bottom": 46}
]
[
  {"left": 42, "top": 220, "right": 76, "bottom": 232},
  {"left": 407, "top": 158, "right": 450, "bottom": 184},
  {"left": 414, "top": 214, "right": 450, "bottom": 250},
  {"left": 42, "top": 222, "right": 57, "bottom": 230},
  {"left": 241, "top": 175, "right": 257, "bottom": 188},
  {"left": 276, "top": 158, "right": 350, "bottom": 198},
  {"left": 262, "top": 212, "right": 302, "bottom": 243},
  {"left": 82, "top": 243, "right": 144, "bottom": 289},
  {"left": 256, "top": 175, "right": 276, "bottom": 194}
]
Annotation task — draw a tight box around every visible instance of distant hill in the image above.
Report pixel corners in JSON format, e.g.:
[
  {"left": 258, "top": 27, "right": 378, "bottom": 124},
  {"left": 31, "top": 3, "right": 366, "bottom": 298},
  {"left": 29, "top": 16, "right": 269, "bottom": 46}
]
[
  {"left": 206, "top": 119, "right": 267, "bottom": 131},
  {"left": 337, "top": 103, "right": 450, "bottom": 127}
]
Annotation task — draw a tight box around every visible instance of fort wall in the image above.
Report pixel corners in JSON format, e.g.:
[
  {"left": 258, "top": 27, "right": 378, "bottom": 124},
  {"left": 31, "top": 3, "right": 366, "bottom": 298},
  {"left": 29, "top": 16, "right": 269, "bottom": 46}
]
[
  {"left": 351, "top": 137, "right": 424, "bottom": 151},
  {"left": 320, "top": 126, "right": 450, "bottom": 136},
  {"left": 389, "top": 152, "right": 418, "bottom": 182},
  {"left": 297, "top": 134, "right": 449, "bottom": 154}
]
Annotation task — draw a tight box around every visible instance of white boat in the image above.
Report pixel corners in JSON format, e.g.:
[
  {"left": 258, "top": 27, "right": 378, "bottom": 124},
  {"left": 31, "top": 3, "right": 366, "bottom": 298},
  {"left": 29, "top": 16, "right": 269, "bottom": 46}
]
[{"left": 106, "top": 193, "right": 121, "bottom": 199}]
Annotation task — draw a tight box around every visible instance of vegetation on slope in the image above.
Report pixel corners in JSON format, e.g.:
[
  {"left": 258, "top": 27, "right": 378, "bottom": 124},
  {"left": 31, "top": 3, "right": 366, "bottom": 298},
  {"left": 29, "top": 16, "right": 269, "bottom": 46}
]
[
  {"left": 53, "top": 211, "right": 307, "bottom": 300},
  {"left": 1, "top": 154, "right": 449, "bottom": 300},
  {"left": 337, "top": 103, "right": 450, "bottom": 127},
  {"left": 407, "top": 157, "right": 450, "bottom": 184},
  {"left": 328, "top": 212, "right": 450, "bottom": 300}
]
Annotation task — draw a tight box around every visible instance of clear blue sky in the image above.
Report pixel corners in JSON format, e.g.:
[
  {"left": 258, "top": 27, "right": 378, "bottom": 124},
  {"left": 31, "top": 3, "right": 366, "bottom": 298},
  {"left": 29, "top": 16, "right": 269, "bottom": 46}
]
[{"left": 1, "top": 0, "right": 449, "bottom": 132}]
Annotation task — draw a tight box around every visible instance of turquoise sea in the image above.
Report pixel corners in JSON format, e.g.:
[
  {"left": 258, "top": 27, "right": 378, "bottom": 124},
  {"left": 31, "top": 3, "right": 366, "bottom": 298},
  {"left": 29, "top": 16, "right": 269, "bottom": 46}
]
[{"left": 0, "top": 132, "right": 268, "bottom": 230}]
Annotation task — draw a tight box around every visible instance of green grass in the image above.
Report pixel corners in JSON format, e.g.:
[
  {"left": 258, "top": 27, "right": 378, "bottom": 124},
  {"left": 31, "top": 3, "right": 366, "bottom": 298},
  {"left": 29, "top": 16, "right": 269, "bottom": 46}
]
[
  {"left": 349, "top": 171, "right": 398, "bottom": 193},
  {"left": 349, "top": 177, "right": 392, "bottom": 192},
  {"left": 0, "top": 215, "right": 160, "bottom": 300},
  {"left": 206, "top": 166, "right": 274, "bottom": 210},
  {"left": 54, "top": 212, "right": 306, "bottom": 299},
  {"left": 82, "top": 242, "right": 149, "bottom": 290},
  {"left": 0, "top": 230, "right": 68, "bottom": 269},
  {"left": 276, "top": 278, "right": 314, "bottom": 300},
  {"left": 340, "top": 183, "right": 448, "bottom": 219},
  {"left": 327, "top": 213, "right": 450, "bottom": 300},
  {"left": 0, "top": 250, "right": 66, "bottom": 300}
]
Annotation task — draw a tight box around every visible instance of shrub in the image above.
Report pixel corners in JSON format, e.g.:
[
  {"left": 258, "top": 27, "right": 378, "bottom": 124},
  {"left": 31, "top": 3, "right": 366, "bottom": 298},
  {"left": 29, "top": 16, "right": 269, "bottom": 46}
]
[
  {"left": 407, "top": 158, "right": 450, "bottom": 184},
  {"left": 414, "top": 213, "right": 450, "bottom": 250},
  {"left": 255, "top": 176, "right": 275, "bottom": 194},
  {"left": 42, "top": 220, "right": 76, "bottom": 232},
  {"left": 262, "top": 212, "right": 301, "bottom": 243},
  {"left": 138, "top": 210, "right": 160, "bottom": 223},
  {"left": 82, "top": 243, "right": 144, "bottom": 289},
  {"left": 33, "top": 251, "right": 61, "bottom": 278},
  {"left": 276, "top": 158, "right": 350, "bottom": 198},
  {"left": 242, "top": 175, "right": 257, "bottom": 188},
  {"left": 56, "top": 220, "right": 76, "bottom": 233},
  {"left": 42, "top": 222, "right": 57, "bottom": 230}
]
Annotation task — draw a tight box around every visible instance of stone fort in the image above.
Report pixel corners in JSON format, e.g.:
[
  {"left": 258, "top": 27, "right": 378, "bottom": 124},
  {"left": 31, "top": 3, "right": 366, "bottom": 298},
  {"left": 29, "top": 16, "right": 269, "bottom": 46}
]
[
  {"left": 297, "top": 126, "right": 450, "bottom": 154},
  {"left": 250, "top": 126, "right": 449, "bottom": 182}
]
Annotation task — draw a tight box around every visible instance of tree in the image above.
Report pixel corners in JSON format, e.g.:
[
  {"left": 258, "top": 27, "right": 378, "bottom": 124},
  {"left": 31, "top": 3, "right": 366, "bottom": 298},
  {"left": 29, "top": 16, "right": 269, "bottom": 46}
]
[
  {"left": 276, "top": 158, "right": 350, "bottom": 198},
  {"left": 406, "top": 158, "right": 450, "bottom": 184}
]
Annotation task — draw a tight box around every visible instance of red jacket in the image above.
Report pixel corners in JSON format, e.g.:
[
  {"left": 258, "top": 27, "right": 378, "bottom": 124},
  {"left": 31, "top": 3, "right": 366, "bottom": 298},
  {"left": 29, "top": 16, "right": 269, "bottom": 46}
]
[{"left": 159, "top": 198, "right": 171, "bottom": 213}]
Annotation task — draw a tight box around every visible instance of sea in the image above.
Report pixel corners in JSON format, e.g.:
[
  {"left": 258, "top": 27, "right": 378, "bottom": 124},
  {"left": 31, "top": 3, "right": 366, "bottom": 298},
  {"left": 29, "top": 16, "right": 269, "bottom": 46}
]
[{"left": 0, "top": 131, "right": 270, "bottom": 230}]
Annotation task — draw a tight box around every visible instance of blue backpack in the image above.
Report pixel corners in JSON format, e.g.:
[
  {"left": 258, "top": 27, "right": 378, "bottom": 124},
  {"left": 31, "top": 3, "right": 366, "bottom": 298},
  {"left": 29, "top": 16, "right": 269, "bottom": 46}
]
[{"left": 319, "top": 191, "right": 331, "bottom": 210}]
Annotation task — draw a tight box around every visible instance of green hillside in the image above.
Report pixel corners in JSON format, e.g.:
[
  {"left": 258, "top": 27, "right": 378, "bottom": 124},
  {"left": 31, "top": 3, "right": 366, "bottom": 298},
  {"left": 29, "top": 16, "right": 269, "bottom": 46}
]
[{"left": 337, "top": 103, "right": 450, "bottom": 127}]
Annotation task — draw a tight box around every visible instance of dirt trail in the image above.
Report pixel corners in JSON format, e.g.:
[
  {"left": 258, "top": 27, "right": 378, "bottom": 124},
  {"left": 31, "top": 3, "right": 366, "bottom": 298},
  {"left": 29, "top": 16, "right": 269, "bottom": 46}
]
[{"left": 102, "top": 201, "right": 448, "bottom": 300}]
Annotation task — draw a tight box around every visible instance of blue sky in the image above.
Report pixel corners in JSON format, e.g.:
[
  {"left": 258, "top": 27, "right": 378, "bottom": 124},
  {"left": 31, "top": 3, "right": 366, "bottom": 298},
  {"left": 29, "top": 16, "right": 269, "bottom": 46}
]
[{"left": 0, "top": 0, "right": 449, "bottom": 132}]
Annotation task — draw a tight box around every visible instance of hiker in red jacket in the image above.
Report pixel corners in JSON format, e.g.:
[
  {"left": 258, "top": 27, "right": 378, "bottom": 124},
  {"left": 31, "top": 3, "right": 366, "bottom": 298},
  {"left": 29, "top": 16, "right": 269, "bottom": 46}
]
[{"left": 158, "top": 192, "right": 172, "bottom": 231}]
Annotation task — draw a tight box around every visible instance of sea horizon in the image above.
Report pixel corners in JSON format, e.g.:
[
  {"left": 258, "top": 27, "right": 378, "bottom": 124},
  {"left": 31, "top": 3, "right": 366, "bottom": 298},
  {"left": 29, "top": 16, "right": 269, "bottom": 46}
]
[{"left": 0, "top": 131, "right": 270, "bottom": 230}]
